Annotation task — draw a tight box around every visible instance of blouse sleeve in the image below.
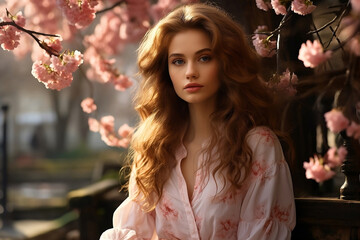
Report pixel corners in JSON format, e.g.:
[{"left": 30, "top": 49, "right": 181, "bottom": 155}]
[
  {"left": 237, "top": 127, "right": 296, "bottom": 240},
  {"left": 100, "top": 169, "right": 156, "bottom": 240}
]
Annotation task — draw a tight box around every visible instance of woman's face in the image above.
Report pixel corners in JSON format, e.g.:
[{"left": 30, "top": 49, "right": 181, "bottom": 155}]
[{"left": 168, "top": 29, "right": 220, "bottom": 106}]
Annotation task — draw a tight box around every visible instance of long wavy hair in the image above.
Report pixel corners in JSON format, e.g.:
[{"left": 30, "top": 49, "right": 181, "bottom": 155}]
[{"left": 130, "top": 3, "right": 280, "bottom": 211}]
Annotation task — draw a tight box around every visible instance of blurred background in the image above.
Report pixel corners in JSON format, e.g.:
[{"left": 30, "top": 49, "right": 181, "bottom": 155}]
[{"left": 1, "top": 0, "right": 357, "bottom": 239}]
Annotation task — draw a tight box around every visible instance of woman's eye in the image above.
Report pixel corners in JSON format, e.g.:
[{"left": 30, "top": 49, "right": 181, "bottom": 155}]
[
  {"left": 172, "top": 59, "right": 185, "bottom": 65},
  {"left": 199, "top": 55, "right": 211, "bottom": 62}
]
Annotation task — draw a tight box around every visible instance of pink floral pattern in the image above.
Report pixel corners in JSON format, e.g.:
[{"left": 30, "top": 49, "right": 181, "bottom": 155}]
[{"left": 100, "top": 127, "right": 296, "bottom": 240}]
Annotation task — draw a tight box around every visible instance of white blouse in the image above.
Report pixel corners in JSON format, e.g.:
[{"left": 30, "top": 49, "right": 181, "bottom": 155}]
[{"left": 100, "top": 126, "right": 296, "bottom": 240}]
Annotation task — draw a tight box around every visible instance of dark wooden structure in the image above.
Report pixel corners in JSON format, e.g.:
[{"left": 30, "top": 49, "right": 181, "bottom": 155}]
[{"left": 66, "top": 181, "right": 360, "bottom": 240}]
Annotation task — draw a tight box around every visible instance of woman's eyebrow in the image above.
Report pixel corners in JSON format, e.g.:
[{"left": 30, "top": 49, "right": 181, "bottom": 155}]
[{"left": 168, "top": 48, "right": 212, "bottom": 59}]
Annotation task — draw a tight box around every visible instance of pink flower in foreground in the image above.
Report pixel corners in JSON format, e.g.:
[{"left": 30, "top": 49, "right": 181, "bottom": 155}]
[
  {"left": 0, "top": 11, "right": 26, "bottom": 50},
  {"left": 271, "top": 0, "right": 288, "bottom": 15},
  {"left": 326, "top": 147, "right": 347, "bottom": 168},
  {"left": 252, "top": 25, "right": 276, "bottom": 57},
  {"left": 346, "top": 121, "right": 360, "bottom": 139},
  {"left": 31, "top": 50, "right": 83, "bottom": 90},
  {"left": 351, "top": 0, "right": 360, "bottom": 13},
  {"left": 256, "top": 0, "right": 272, "bottom": 11},
  {"left": 324, "top": 109, "right": 350, "bottom": 133},
  {"left": 81, "top": 98, "right": 97, "bottom": 113},
  {"left": 303, "top": 156, "right": 335, "bottom": 183},
  {"left": 298, "top": 40, "right": 332, "bottom": 68},
  {"left": 31, "top": 61, "right": 73, "bottom": 90},
  {"left": 291, "top": 0, "right": 316, "bottom": 15}
]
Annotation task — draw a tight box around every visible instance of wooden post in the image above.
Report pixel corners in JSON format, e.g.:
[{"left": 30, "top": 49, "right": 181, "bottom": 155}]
[{"left": 340, "top": 131, "right": 360, "bottom": 200}]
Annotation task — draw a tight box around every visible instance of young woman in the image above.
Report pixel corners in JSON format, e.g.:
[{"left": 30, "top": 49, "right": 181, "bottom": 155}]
[{"left": 101, "top": 3, "right": 296, "bottom": 240}]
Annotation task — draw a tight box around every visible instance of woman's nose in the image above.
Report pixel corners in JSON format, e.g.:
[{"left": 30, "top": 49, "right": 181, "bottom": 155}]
[{"left": 185, "top": 62, "right": 199, "bottom": 79}]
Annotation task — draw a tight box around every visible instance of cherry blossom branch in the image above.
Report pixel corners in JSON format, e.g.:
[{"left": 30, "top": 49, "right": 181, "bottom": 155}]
[
  {"left": 307, "top": 1, "right": 350, "bottom": 36},
  {"left": 96, "top": 0, "right": 125, "bottom": 15},
  {"left": 324, "top": 7, "right": 350, "bottom": 49},
  {"left": 0, "top": 21, "right": 60, "bottom": 56}
]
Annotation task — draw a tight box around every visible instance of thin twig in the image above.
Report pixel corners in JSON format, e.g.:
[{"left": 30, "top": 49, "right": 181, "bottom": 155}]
[
  {"left": 0, "top": 21, "right": 60, "bottom": 56},
  {"left": 96, "top": 0, "right": 125, "bottom": 15}
]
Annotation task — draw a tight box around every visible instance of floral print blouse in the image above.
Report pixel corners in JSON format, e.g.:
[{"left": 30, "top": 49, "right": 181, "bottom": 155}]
[{"left": 100, "top": 127, "right": 296, "bottom": 240}]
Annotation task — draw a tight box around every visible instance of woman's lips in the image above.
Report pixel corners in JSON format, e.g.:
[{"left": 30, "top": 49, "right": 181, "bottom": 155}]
[{"left": 184, "top": 83, "right": 203, "bottom": 93}]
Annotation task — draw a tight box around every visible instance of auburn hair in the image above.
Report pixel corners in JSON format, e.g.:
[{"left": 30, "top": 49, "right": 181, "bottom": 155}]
[{"left": 130, "top": 3, "right": 279, "bottom": 211}]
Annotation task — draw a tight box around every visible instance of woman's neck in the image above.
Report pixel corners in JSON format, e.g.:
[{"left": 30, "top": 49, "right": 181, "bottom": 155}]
[{"left": 184, "top": 102, "right": 215, "bottom": 144}]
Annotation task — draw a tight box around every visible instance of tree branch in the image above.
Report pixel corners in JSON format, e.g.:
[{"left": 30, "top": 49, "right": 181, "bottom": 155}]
[{"left": 0, "top": 21, "right": 60, "bottom": 56}]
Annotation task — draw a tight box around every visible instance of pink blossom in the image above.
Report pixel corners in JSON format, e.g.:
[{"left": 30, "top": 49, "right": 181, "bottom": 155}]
[
  {"left": 88, "top": 117, "right": 100, "bottom": 132},
  {"left": 256, "top": 0, "right": 272, "bottom": 11},
  {"left": 31, "top": 37, "right": 63, "bottom": 62},
  {"left": 94, "top": 116, "right": 132, "bottom": 148},
  {"left": 31, "top": 61, "right": 73, "bottom": 90},
  {"left": 84, "top": 11, "right": 125, "bottom": 55},
  {"left": 346, "top": 121, "right": 360, "bottom": 139},
  {"left": 351, "top": 0, "right": 360, "bottom": 13},
  {"left": 118, "top": 124, "right": 133, "bottom": 138},
  {"left": 298, "top": 40, "right": 332, "bottom": 68},
  {"left": 83, "top": 47, "right": 133, "bottom": 90},
  {"left": 56, "top": 0, "right": 97, "bottom": 29},
  {"left": 268, "top": 69, "right": 298, "bottom": 96},
  {"left": 326, "top": 147, "right": 347, "bottom": 168},
  {"left": 271, "top": 0, "right": 288, "bottom": 15},
  {"left": 31, "top": 50, "right": 83, "bottom": 90},
  {"left": 52, "top": 50, "right": 83, "bottom": 73},
  {"left": 113, "top": 74, "right": 133, "bottom": 91},
  {"left": 252, "top": 25, "right": 276, "bottom": 58},
  {"left": 81, "top": 98, "right": 97, "bottom": 113},
  {"left": 324, "top": 109, "right": 350, "bottom": 133},
  {"left": 303, "top": 156, "right": 336, "bottom": 183},
  {"left": 291, "top": 0, "right": 316, "bottom": 16},
  {"left": 0, "top": 11, "right": 26, "bottom": 50}
]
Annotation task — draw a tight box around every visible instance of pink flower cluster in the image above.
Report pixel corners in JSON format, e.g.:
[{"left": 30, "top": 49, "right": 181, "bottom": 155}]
[
  {"left": 303, "top": 145, "right": 347, "bottom": 183},
  {"left": 252, "top": 25, "right": 277, "bottom": 58},
  {"left": 81, "top": 97, "right": 97, "bottom": 113},
  {"left": 124, "top": 0, "right": 151, "bottom": 43},
  {"left": 31, "top": 50, "right": 83, "bottom": 90},
  {"left": 56, "top": 0, "right": 98, "bottom": 29},
  {"left": 324, "top": 108, "right": 360, "bottom": 140},
  {"left": 88, "top": 116, "right": 133, "bottom": 148},
  {"left": 256, "top": 0, "right": 316, "bottom": 16},
  {"left": 326, "top": 147, "right": 347, "bottom": 168},
  {"left": 255, "top": 0, "right": 272, "bottom": 11},
  {"left": 84, "top": 47, "right": 133, "bottom": 91},
  {"left": 271, "top": 0, "right": 288, "bottom": 15},
  {"left": 291, "top": 0, "right": 316, "bottom": 15},
  {"left": 267, "top": 68, "right": 298, "bottom": 97},
  {"left": 298, "top": 40, "right": 332, "bottom": 68},
  {"left": 0, "top": 11, "right": 26, "bottom": 50},
  {"left": 303, "top": 155, "right": 335, "bottom": 183},
  {"left": 84, "top": 11, "right": 125, "bottom": 56},
  {"left": 4, "top": 1, "right": 77, "bottom": 59}
]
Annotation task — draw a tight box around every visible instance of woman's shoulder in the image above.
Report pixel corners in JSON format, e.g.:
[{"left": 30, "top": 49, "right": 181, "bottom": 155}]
[{"left": 245, "top": 126, "right": 278, "bottom": 144}]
